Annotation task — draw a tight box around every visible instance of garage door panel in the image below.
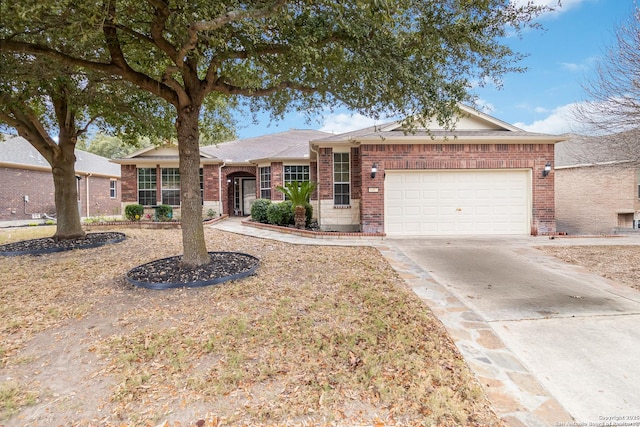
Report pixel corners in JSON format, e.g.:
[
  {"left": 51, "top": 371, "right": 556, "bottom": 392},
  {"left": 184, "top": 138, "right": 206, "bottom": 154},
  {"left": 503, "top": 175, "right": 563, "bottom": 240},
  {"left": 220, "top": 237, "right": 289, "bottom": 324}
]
[{"left": 384, "top": 170, "right": 530, "bottom": 236}]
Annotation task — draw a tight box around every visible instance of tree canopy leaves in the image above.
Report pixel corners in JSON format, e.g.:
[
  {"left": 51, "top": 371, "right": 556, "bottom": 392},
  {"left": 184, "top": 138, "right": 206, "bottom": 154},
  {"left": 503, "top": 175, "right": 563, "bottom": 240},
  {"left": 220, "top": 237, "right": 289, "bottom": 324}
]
[{"left": 1, "top": 0, "right": 554, "bottom": 264}]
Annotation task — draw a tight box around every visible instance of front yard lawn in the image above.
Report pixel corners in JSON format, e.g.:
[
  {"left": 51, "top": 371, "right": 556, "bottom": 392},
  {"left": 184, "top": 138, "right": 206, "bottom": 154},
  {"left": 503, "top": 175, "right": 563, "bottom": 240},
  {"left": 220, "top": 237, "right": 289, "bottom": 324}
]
[{"left": 0, "top": 227, "right": 499, "bottom": 426}]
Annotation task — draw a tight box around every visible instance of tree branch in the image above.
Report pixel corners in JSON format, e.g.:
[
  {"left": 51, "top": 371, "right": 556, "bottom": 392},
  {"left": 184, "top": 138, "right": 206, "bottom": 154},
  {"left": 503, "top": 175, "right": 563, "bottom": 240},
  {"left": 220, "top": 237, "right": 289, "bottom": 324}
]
[
  {"left": 213, "top": 80, "right": 317, "bottom": 97},
  {"left": 146, "top": 0, "right": 180, "bottom": 64},
  {"left": 176, "top": 0, "right": 287, "bottom": 64},
  {"left": 0, "top": 39, "right": 180, "bottom": 106}
]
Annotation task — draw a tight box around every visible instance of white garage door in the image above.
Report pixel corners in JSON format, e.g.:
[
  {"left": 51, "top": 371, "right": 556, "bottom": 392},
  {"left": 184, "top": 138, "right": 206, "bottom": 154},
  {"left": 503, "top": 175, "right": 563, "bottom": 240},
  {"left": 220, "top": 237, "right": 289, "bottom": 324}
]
[{"left": 384, "top": 170, "right": 531, "bottom": 236}]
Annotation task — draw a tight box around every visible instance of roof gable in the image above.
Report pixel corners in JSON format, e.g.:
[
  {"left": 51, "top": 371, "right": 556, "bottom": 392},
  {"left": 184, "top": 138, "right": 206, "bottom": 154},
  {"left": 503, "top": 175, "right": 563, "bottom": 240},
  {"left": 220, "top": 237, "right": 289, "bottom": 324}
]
[{"left": 312, "top": 104, "right": 563, "bottom": 145}]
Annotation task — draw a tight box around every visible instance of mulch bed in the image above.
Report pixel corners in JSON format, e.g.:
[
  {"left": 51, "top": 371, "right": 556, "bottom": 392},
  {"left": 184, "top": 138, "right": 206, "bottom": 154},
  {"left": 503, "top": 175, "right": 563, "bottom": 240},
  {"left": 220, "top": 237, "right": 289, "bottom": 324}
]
[
  {"left": 0, "top": 232, "right": 259, "bottom": 290},
  {"left": 126, "top": 252, "right": 259, "bottom": 289},
  {"left": 0, "top": 232, "right": 126, "bottom": 256}
]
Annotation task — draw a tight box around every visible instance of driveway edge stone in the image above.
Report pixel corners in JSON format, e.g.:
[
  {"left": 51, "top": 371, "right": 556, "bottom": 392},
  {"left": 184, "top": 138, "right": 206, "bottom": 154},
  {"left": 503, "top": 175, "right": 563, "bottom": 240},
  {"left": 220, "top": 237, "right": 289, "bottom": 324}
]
[{"left": 376, "top": 242, "right": 574, "bottom": 427}]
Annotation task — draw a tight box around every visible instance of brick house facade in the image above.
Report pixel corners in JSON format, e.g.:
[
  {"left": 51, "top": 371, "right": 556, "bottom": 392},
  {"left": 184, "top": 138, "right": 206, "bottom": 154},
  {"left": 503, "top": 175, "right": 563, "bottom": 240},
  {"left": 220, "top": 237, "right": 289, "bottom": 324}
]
[
  {"left": 114, "top": 106, "right": 564, "bottom": 235},
  {"left": 0, "top": 135, "right": 121, "bottom": 223}
]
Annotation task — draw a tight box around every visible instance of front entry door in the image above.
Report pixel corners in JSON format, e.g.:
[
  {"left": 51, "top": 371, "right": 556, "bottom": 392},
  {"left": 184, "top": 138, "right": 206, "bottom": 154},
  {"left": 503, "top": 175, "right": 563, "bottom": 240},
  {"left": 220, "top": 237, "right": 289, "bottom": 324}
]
[{"left": 242, "top": 179, "right": 256, "bottom": 216}]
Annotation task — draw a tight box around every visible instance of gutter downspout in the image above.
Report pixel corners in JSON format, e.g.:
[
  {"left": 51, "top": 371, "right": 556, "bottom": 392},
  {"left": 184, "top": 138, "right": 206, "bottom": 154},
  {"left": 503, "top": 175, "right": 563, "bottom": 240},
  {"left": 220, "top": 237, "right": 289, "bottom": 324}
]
[
  {"left": 310, "top": 145, "right": 320, "bottom": 227},
  {"left": 218, "top": 161, "right": 226, "bottom": 215}
]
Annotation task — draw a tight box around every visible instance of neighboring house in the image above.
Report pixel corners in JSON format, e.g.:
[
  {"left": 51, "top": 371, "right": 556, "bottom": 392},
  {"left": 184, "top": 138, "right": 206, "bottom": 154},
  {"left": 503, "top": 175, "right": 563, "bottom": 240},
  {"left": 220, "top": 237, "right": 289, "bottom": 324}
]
[
  {"left": 555, "top": 131, "right": 640, "bottom": 235},
  {"left": 114, "top": 105, "right": 563, "bottom": 236},
  {"left": 0, "top": 134, "right": 121, "bottom": 223}
]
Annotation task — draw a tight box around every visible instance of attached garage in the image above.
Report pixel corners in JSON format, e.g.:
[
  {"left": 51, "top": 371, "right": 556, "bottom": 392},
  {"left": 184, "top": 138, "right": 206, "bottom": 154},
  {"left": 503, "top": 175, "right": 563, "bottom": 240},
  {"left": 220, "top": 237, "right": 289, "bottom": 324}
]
[{"left": 384, "top": 169, "right": 531, "bottom": 236}]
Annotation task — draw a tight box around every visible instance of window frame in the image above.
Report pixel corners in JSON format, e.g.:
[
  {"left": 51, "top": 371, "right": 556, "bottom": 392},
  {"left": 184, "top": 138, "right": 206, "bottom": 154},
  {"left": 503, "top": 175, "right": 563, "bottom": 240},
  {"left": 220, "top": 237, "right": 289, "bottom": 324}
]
[
  {"left": 137, "top": 168, "right": 157, "bottom": 206},
  {"left": 109, "top": 180, "right": 117, "bottom": 199},
  {"left": 283, "top": 165, "right": 310, "bottom": 185},
  {"left": 259, "top": 166, "right": 272, "bottom": 199},
  {"left": 333, "top": 152, "right": 350, "bottom": 206},
  {"left": 161, "top": 167, "right": 181, "bottom": 206}
]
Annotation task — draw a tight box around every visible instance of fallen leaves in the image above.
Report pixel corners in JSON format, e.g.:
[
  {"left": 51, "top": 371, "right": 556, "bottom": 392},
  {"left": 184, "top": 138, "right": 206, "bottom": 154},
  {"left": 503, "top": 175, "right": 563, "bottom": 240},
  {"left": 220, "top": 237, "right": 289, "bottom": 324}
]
[
  {"left": 539, "top": 244, "right": 640, "bottom": 290},
  {"left": 0, "top": 227, "right": 501, "bottom": 426}
]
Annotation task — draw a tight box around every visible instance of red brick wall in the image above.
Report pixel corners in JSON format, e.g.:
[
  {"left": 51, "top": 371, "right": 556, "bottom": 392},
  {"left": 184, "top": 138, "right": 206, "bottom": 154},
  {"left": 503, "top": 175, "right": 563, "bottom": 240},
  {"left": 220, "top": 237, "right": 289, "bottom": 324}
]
[
  {"left": 0, "top": 167, "right": 121, "bottom": 220},
  {"left": 358, "top": 143, "right": 556, "bottom": 234},
  {"left": 82, "top": 176, "right": 121, "bottom": 217},
  {"left": 0, "top": 167, "right": 55, "bottom": 220},
  {"left": 270, "top": 162, "right": 284, "bottom": 201},
  {"left": 317, "top": 148, "right": 333, "bottom": 200},
  {"left": 121, "top": 165, "right": 137, "bottom": 202},
  {"left": 203, "top": 164, "right": 219, "bottom": 201}
]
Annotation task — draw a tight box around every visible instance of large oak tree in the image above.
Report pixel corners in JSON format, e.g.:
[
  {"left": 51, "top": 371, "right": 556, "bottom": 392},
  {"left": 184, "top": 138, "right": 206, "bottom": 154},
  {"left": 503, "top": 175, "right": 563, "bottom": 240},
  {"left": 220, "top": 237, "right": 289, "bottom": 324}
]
[
  {"left": 1, "top": 0, "right": 553, "bottom": 266},
  {"left": 0, "top": 52, "right": 177, "bottom": 239}
]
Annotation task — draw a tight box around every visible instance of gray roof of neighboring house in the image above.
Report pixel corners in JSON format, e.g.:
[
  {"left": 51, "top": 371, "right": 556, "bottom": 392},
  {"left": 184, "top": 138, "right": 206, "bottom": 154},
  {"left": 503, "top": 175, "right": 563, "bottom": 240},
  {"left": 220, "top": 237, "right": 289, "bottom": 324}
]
[
  {"left": 201, "top": 129, "right": 331, "bottom": 162},
  {"left": 0, "top": 134, "right": 121, "bottom": 177},
  {"left": 555, "top": 130, "right": 640, "bottom": 167}
]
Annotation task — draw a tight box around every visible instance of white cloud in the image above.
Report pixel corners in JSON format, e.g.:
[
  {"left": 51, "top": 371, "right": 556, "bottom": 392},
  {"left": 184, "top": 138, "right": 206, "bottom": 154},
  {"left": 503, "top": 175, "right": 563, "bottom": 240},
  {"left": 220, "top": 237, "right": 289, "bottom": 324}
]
[
  {"left": 513, "top": 103, "right": 586, "bottom": 134},
  {"left": 318, "top": 113, "right": 383, "bottom": 134},
  {"left": 511, "top": 0, "right": 589, "bottom": 16}
]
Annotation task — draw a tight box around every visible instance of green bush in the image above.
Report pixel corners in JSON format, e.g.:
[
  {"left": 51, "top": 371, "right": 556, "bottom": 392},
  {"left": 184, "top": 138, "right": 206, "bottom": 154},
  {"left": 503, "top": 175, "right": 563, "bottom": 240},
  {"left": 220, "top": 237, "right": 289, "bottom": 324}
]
[
  {"left": 125, "top": 204, "right": 144, "bottom": 221},
  {"left": 251, "top": 199, "right": 272, "bottom": 223},
  {"left": 304, "top": 202, "right": 313, "bottom": 226},
  {"left": 266, "top": 200, "right": 294, "bottom": 226},
  {"left": 156, "top": 204, "right": 173, "bottom": 221},
  {"left": 280, "top": 200, "right": 294, "bottom": 225}
]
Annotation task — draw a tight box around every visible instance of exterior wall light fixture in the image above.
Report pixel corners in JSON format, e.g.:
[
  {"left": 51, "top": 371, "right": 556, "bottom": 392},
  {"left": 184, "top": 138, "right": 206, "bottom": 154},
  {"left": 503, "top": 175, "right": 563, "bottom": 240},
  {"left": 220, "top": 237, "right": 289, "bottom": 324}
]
[
  {"left": 542, "top": 162, "right": 552, "bottom": 177},
  {"left": 371, "top": 163, "right": 378, "bottom": 179}
]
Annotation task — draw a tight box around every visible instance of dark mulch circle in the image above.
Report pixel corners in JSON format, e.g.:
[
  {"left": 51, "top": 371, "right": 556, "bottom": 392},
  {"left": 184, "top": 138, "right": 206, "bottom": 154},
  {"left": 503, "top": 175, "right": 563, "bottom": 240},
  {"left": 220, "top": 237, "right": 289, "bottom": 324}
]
[
  {"left": 126, "top": 252, "right": 260, "bottom": 290},
  {"left": 0, "top": 232, "right": 126, "bottom": 256}
]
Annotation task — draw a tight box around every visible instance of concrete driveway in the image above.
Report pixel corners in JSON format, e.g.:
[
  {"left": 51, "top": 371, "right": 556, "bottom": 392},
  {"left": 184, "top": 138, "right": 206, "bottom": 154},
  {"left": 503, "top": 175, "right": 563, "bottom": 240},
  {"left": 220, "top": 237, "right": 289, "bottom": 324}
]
[{"left": 381, "top": 236, "right": 640, "bottom": 426}]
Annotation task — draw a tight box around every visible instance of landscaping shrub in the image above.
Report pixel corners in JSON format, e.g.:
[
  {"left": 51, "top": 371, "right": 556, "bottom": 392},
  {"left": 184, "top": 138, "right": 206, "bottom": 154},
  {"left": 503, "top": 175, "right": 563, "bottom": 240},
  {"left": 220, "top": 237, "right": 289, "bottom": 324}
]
[
  {"left": 266, "top": 200, "right": 294, "bottom": 226},
  {"left": 125, "top": 204, "right": 144, "bottom": 221},
  {"left": 156, "top": 204, "right": 173, "bottom": 221},
  {"left": 251, "top": 199, "right": 272, "bottom": 223},
  {"left": 304, "top": 202, "right": 313, "bottom": 226}
]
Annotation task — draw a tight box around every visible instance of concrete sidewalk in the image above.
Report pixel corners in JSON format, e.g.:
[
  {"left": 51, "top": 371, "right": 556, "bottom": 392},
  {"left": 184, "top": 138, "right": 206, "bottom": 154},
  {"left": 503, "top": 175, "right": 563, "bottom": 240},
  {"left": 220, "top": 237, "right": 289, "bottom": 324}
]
[{"left": 211, "top": 218, "right": 640, "bottom": 426}]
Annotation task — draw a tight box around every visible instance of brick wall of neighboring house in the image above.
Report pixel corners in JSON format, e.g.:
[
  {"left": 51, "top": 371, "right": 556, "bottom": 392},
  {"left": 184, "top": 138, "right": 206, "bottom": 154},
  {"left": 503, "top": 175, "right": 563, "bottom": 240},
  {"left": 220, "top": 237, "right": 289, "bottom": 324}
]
[
  {"left": 555, "top": 164, "right": 639, "bottom": 234},
  {"left": 0, "top": 167, "right": 55, "bottom": 221},
  {"left": 1, "top": 166, "right": 121, "bottom": 221},
  {"left": 356, "top": 143, "right": 556, "bottom": 234},
  {"left": 78, "top": 175, "right": 121, "bottom": 217}
]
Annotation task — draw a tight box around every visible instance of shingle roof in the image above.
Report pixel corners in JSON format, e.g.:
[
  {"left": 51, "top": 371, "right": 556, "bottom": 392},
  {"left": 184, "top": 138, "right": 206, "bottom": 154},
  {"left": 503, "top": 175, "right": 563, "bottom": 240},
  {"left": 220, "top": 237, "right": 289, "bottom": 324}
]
[
  {"left": 201, "top": 129, "right": 331, "bottom": 162},
  {"left": 0, "top": 134, "right": 120, "bottom": 177}
]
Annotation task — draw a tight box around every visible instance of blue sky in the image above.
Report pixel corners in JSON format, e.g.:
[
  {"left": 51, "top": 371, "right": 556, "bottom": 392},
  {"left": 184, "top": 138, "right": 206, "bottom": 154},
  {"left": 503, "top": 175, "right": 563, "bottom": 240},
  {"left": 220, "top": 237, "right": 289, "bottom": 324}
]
[{"left": 234, "top": 0, "right": 633, "bottom": 139}]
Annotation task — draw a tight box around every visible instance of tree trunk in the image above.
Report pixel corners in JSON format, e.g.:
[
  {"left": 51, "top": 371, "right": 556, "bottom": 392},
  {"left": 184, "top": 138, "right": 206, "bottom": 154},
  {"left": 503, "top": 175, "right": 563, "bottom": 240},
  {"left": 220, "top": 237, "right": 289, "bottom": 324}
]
[
  {"left": 52, "top": 132, "right": 85, "bottom": 240},
  {"left": 177, "top": 106, "right": 210, "bottom": 267},
  {"left": 294, "top": 205, "right": 306, "bottom": 229}
]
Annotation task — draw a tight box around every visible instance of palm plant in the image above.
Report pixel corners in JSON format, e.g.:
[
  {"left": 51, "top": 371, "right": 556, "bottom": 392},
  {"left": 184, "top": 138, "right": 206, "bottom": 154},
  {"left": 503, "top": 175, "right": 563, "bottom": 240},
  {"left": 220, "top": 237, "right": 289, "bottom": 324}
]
[{"left": 276, "top": 181, "right": 318, "bottom": 229}]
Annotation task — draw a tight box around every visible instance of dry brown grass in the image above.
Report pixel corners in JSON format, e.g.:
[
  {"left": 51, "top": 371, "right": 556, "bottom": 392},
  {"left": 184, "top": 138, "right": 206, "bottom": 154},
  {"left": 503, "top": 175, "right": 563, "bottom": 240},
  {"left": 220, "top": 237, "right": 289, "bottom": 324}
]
[
  {"left": 0, "top": 227, "right": 500, "bottom": 426},
  {"left": 540, "top": 245, "right": 640, "bottom": 291}
]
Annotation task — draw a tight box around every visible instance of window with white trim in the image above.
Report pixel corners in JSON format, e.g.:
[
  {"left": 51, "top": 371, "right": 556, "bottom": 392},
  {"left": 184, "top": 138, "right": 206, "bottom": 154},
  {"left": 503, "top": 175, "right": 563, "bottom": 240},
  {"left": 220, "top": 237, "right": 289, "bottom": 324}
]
[
  {"left": 333, "top": 152, "right": 350, "bottom": 206},
  {"left": 138, "top": 168, "right": 156, "bottom": 206},
  {"left": 110, "top": 180, "right": 117, "bottom": 199},
  {"left": 260, "top": 166, "right": 271, "bottom": 199},
  {"left": 161, "top": 168, "right": 180, "bottom": 206},
  {"left": 284, "top": 165, "right": 309, "bottom": 184}
]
